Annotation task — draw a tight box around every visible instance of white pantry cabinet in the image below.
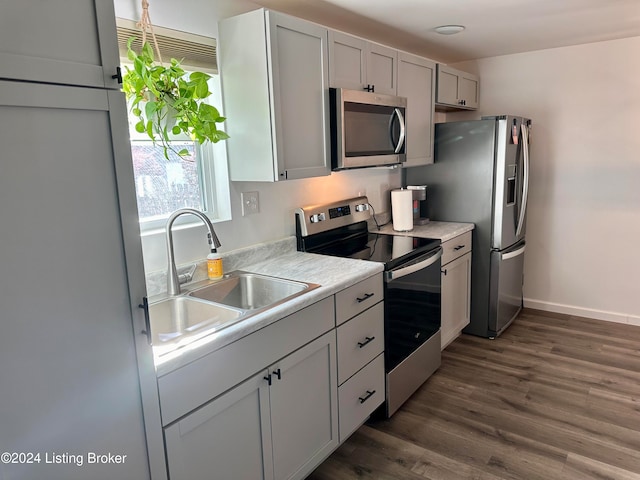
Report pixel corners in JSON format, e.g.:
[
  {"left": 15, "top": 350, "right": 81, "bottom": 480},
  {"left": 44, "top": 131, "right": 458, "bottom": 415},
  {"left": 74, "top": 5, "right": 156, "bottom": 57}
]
[
  {"left": 435, "top": 64, "right": 479, "bottom": 110},
  {"left": 397, "top": 52, "right": 436, "bottom": 167},
  {"left": 329, "top": 30, "right": 398, "bottom": 95},
  {"left": 218, "top": 9, "right": 331, "bottom": 181},
  {"left": 440, "top": 231, "right": 473, "bottom": 349},
  {"left": 0, "top": 0, "right": 121, "bottom": 89}
]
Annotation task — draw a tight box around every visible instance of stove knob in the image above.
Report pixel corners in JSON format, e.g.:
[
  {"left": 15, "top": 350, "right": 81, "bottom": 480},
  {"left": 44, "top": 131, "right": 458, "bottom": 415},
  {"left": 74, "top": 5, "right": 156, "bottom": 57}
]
[
  {"left": 355, "top": 204, "right": 369, "bottom": 212},
  {"left": 310, "top": 213, "right": 326, "bottom": 223}
]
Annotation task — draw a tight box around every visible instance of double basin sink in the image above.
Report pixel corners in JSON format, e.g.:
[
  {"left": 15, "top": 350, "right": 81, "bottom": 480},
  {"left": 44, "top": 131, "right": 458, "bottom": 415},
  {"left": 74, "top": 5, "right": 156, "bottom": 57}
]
[{"left": 150, "top": 271, "right": 320, "bottom": 357}]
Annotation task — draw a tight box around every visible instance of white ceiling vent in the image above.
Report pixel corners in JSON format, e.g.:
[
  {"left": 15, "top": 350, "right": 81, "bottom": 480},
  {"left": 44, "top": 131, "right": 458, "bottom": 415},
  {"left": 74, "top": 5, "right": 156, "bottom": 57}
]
[{"left": 116, "top": 18, "right": 217, "bottom": 73}]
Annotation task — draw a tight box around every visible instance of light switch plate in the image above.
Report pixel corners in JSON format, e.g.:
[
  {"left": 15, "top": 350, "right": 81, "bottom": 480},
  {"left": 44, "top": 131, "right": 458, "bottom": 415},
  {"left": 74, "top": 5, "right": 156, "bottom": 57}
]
[{"left": 241, "top": 191, "right": 260, "bottom": 216}]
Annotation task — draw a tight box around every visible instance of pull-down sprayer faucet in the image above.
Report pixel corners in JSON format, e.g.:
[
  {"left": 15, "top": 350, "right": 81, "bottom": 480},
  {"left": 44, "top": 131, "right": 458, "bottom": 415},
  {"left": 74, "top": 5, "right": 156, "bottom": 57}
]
[{"left": 165, "top": 208, "right": 221, "bottom": 295}]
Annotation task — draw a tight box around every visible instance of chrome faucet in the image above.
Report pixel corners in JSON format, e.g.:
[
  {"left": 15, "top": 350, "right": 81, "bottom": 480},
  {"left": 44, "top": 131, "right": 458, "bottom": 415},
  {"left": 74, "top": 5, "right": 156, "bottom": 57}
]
[{"left": 165, "top": 208, "right": 222, "bottom": 296}]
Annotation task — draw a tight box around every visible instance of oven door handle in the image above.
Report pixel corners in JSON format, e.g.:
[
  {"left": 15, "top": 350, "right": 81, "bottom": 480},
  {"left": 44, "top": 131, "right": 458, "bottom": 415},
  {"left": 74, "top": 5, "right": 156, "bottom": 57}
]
[{"left": 385, "top": 247, "right": 443, "bottom": 282}]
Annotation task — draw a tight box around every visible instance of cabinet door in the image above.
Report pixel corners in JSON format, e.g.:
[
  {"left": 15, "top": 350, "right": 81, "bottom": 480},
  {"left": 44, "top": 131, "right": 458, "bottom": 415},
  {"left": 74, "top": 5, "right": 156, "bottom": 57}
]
[
  {"left": 441, "top": 252, "right": 472, "bottom": 350},
  {"left": 270, "top": 331, "right": 339, "bottom": 480},
  {"left": 0, "top": 0, "right": 120, "bottom": 89},
  {"left": 367, "top": 43, "right": 397, "bottom": 95},
  {"left": 435, "top": 64, "right": 460, "bottom": 106},
  {"left": 0, "top": 81, "right": 152, "bottom": 479},
  {"left": 267, "top": 11, "right": 331, "bottom": 180},
  {"left": 329, "top": 31, "right": 367, "bottom": 90},
  {"left": 459, "top": 72, "right": 480, "bottom": 109},
  {"left": 165, "top": 371, "right": 274, "bottom": 480},
  {"left": 398, "top": 52, "right": 436, "bottom": 168}
]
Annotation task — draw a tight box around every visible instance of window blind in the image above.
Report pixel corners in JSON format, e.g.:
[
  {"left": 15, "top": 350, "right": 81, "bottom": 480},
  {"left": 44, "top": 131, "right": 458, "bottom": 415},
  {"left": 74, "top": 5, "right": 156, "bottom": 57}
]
[{"left": 116, "top": 18, "right": 217, "bottom": 73}]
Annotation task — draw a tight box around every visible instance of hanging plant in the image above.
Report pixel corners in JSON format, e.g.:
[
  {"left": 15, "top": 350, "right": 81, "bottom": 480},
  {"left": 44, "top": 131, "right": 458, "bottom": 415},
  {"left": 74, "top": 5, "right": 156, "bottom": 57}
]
[{"left": 122, "top": 38, "right": 229, "bottom": 160}]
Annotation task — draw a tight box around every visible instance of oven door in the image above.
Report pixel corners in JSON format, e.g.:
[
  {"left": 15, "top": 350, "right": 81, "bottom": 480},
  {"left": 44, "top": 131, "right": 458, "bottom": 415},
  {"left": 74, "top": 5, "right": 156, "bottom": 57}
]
[
  {"left": 384, "top": 247, "right": 442, "bottom": 416},
  {"left": 384, "top": 247, "right": 442, "bottom": 371}
]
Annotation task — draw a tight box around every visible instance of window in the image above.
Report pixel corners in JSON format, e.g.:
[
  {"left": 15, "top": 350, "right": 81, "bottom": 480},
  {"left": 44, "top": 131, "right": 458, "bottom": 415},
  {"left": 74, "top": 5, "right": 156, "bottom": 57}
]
[
  {"left": 125, "top": 72, "right": 231, "bottom": 231},
  {"left": 117, "top": 18, "right": 229, "bottom": 231}
]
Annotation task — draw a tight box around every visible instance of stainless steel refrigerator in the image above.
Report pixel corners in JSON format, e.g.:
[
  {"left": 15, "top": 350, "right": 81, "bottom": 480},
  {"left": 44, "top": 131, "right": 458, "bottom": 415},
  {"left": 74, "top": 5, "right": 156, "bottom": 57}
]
[{"left": 406, "top": 115, "right": 531, "bottom": 337}]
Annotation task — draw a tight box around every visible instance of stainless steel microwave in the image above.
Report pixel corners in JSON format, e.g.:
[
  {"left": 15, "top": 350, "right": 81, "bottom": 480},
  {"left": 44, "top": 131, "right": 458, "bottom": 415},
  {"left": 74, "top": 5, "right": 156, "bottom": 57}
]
[{"left": 330, "top": 88, "right": 407, "bottom": 170}]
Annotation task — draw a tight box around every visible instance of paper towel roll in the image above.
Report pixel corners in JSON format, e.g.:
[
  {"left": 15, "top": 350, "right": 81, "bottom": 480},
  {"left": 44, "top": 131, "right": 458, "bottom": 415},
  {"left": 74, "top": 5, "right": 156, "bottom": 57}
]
[{"left": 391, "top": 189, "right": 413, "bottom": 232}]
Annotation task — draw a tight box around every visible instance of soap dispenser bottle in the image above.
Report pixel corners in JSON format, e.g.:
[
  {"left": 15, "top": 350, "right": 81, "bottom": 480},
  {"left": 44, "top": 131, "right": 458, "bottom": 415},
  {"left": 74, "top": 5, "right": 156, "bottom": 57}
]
[{"left": 207, "top": 248, "right": 223, "bottom": 280}]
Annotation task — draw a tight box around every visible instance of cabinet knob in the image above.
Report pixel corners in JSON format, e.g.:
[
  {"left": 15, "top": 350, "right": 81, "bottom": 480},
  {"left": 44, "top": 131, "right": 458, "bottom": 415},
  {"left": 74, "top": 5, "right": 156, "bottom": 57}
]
[
  {"left": 264, "top": 374, "right": 272, "bottom": 386},
  {"left": 442, "top": 269, "right": 447, "bottom": 276},
  {"left": 274, "top": 368, "right": 282, "bottom": 380}
]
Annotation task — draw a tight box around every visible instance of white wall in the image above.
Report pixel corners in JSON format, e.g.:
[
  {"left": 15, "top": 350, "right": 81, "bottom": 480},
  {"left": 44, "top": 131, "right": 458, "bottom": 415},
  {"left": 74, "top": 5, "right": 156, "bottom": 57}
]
[{"left": 452, "top": 37, "right": 640, "bottom": 324}]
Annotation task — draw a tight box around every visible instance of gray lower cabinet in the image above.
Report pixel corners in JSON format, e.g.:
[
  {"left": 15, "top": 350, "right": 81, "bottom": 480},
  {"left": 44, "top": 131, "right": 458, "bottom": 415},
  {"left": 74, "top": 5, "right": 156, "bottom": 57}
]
[
  {"left": 218, "top": 9, "right": 330, "bottom": 181},
  {"left": 165, "top": 371, "right": 273, "bottom": 480},
  {"left": 160, "top": 274, "right": 383, "bottom": 480},
  {"left": 270, "top": 332, "right": 338, "bottom": 480},
  {"left": 164, "top": 331, "right": 338, "bottom": 480},
  {"left": 441, "top": 231, "right": 473, "bottom": 349}
]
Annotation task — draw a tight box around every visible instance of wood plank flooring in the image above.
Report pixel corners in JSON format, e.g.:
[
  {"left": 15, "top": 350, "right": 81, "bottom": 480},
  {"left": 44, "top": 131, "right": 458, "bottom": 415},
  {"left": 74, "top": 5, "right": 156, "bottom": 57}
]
[{"left": 308, "top": 309, "right": 640, "bottom": 480}]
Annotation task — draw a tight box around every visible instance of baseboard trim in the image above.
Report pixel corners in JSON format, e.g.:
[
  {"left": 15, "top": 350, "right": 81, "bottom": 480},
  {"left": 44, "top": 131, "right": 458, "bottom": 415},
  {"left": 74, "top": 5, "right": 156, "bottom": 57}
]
[{"left": 523, "top": 298, "right": 640, "bottom": 327}]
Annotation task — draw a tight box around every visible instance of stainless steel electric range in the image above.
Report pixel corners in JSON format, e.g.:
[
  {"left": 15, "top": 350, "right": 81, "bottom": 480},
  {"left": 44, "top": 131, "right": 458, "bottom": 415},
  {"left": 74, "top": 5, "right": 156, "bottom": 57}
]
[{"left": 295, "top": 196, "right": 443, "bottom": 416}]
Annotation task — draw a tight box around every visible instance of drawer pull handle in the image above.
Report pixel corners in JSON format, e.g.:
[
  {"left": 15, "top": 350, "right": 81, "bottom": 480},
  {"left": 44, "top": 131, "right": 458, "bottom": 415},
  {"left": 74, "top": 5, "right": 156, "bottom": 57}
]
[
  {"left": 274, "top": 368, "right": 281, "bottom": 380},
  {"left": 357, "top": 336, "right": 375, "bottom": 348},
  {"left": 264, "top": 374, "right": 272, "bottom": 386},
  {"left": 356, "top": 292, "right": 375, "bottom": 303},
  {"left": 358, "top": 390, "right": 376, "bottom": 404},
  {"left": 453, "top": 245, "right": 465, "bottom": 250}
]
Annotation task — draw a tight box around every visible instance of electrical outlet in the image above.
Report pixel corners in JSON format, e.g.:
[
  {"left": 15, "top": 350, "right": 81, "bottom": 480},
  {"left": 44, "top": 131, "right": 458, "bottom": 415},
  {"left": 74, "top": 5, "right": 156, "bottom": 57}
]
[{"left": 241, "top": 191, "right": 260, "bottom": 216}]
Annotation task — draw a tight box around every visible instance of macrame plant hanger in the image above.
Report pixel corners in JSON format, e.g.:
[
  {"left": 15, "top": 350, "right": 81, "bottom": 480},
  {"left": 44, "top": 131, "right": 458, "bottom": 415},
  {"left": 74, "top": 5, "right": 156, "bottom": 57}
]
[{"left": 137, "top": 0, "right": 163, "bottom": 63}]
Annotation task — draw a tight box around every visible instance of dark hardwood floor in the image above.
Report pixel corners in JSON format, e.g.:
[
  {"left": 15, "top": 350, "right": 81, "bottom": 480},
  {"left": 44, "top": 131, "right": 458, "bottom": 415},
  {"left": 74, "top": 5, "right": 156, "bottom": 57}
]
[{"left": 308, "top": 309, "right": 640, "bottom": 480}]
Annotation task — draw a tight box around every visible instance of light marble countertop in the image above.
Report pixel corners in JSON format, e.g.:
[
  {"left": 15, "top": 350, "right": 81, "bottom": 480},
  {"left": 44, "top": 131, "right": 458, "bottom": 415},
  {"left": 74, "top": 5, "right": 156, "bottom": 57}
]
[
  {"left": 375, "top": 221, "right": 474, "bottom": 242},
  {"left": 154, "top": 248, "right": 383, "bottom": 376}
]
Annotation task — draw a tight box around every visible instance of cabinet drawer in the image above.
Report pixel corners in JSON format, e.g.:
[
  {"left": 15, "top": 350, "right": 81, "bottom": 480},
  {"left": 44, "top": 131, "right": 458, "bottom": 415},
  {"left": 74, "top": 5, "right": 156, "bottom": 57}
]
[
  {"left": 158, "top": 296, "right": 334, "bottom": 426},
  {"left": 338, "top": 353, "right": 385, "bottom": 442},
  {"left": 337, "top": 302, "right": 384, "bottom": 385},
  {"left": 335, "top": 273, "right": 383, "bottom": 326},
  {"left": 442, "top": 231, "right": 472, "bottom": 265}
]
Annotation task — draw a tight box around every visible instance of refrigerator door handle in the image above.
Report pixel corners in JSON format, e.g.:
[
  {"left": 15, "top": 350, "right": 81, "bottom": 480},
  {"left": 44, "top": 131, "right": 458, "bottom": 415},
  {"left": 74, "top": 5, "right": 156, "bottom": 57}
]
[
  {"left": 501, "top": 244, "right": 526, "bottom": 261},
  {"left": 515, "top": 123, "right": 530, "bottom": 237}
]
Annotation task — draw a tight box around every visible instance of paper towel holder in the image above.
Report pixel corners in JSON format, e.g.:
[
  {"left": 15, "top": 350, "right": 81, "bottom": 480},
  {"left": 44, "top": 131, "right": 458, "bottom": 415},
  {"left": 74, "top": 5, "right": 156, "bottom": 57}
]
[{"left": 407, "top": 185, "right": 430, "bottom": 225}]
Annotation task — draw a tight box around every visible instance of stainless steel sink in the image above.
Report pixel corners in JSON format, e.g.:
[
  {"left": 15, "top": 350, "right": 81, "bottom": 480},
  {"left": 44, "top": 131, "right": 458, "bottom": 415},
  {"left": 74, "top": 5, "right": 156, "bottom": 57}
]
[
  {"left": 188, "top": 271, "right": 319, "bottom": 311},
  {"left": 149, "top": 271, "right": 320, "bottom": 360},
  {"left": 149, "top": 296, "right": 244, "bottom": 348}
]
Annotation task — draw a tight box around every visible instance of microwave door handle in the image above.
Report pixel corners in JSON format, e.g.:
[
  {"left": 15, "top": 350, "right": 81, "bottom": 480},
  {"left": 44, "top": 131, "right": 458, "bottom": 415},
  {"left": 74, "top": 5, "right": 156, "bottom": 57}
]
[
  {"left": 385, "top": 247, "right": 443, "bottom": 282},
  {"left": 392, "top": 108, "right": 406, "bottom": 154},
  {"left": 516, "top": 123, "right": 530, "bottom": 237}
]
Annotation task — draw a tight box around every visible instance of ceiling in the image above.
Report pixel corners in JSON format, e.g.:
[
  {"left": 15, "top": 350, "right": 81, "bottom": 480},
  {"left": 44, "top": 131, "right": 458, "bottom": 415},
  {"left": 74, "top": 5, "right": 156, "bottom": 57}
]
[{"left": 252, "top": 0, "right": 640, "bottom": 63}]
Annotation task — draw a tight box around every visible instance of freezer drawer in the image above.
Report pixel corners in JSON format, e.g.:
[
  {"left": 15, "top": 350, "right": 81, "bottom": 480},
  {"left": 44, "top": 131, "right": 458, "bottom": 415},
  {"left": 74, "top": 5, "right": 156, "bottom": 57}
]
[{"left": 489, "top": 241, "right": 526, "bottom": 336}]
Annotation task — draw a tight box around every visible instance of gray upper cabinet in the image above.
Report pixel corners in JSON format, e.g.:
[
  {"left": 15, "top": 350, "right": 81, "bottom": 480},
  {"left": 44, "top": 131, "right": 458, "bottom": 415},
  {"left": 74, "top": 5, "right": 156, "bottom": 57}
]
[
  {"left": 219, "top": 9, "right": 331, "bottom": 181},
  {"left": 435, "top": 64, "right": 480, "bottom": 110},
  {"left": 397, "top": 52, "right": 436, "bottom": 167},
  {"left": 329, "top": 31, "right": 397, "bottom": 95},
  {"left": 0, "top": 0, "right": 121, "bottom": 89}
]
